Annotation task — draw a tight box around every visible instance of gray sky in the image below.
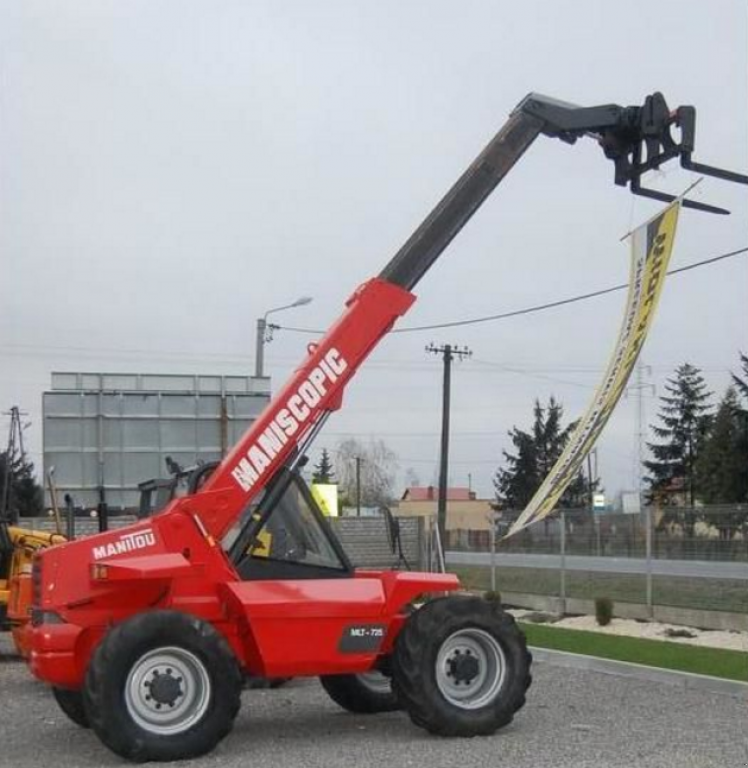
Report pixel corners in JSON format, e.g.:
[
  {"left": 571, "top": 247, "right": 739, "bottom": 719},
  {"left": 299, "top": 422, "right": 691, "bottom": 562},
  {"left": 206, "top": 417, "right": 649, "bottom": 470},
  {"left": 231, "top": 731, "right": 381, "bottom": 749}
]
[{"left": 1, "top": 0, "right": 746, "bottom": 502}]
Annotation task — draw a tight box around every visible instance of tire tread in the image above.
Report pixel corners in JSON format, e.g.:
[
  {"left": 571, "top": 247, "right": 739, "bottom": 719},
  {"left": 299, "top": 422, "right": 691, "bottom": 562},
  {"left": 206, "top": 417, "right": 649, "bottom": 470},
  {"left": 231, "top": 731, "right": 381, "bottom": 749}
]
[
  {"left": 85, "top": 610, "right": 242, "bottom": 762},
  {"left": 392, "top": 596, "right": 532, "bottom": 737}
]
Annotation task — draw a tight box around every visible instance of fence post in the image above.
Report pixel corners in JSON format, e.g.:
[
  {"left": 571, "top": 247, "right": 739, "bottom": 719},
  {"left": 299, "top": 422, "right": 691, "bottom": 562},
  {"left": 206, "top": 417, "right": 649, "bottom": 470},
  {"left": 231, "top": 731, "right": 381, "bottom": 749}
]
[
  {"left": 645, "top": 504, "right": 653, "bottom": 618},
  {"left": 490, "top": 517, "right": 497, "bottom": 593},
  {"left": 560, "top": 510, "right": 567, "bottom": 616},
  {"left": 64, "top": 493, "right": 75, "bottom": 541}
]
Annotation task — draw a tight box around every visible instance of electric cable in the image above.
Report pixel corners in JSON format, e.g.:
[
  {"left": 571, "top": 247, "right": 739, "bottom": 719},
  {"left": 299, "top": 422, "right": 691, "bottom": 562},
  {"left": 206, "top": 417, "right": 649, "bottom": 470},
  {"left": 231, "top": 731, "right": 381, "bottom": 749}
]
[{"left": 275, "top": 246, "right": 748, "bottom": 335}]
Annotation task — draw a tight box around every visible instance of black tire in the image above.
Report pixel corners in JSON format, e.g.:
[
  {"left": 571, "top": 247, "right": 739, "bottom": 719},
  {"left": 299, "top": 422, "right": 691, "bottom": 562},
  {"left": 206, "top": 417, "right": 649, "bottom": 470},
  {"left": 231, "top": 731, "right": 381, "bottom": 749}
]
[
  {"left": 320, "top": 671, "right": 400, "bottom": 714},
  {"left": 52, "top": 687, "right": 90, "bottom": 728},
  {"left": 392, "top": 595, "right": 532, "bottom": 737},
  {"left": 245, "top": 676, "right": 290, "bottom": 690},
  {"left": 84, "top": 610, "right": 242, "bottom": 762}
]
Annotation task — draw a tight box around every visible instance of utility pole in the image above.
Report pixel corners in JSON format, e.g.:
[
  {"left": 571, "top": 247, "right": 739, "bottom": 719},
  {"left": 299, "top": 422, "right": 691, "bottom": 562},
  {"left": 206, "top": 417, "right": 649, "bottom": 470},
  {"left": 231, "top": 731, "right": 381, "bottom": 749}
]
[
  {"left": 255, "top": 297, "right": 313, "bottom": 379},
  {"left": 2, "top": 406, "right": 29, "bottom": 525},
  {"left": 587, "top": 448, "right": 600, "bottom": 556},
  {"left": 355, "top": 456, "right": 362, "bottom": 517},
  {"left": 628, "top": 361, "right": 654, "bottom": 506},
  {"left": 586, "top": 451, "right": 595, "bottom": 507},
  {"left": 628, "top": 360, "right": 655, "bottom": 615},
  {"left": 426, "top": 344, "right": 472, "bottom": 548}
]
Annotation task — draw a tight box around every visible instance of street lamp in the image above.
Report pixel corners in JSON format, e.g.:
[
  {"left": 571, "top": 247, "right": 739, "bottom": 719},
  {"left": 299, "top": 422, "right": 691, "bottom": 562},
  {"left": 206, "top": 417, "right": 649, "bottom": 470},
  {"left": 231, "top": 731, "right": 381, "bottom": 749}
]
[{"left": 255, "top": 296, "right": 313, "bottom": 378}]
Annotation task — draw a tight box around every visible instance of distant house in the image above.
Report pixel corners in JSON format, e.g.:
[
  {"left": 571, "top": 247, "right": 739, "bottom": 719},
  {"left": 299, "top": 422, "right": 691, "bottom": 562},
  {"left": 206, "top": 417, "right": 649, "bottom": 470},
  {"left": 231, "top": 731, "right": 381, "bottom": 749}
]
[
  {"left": 398, "top": 486, "right": 495, "bottom": 548},
  {"left": 401, "top": 486, "right": 475, "bottom": 503},
  {"left": 652, "top": 476, "right": 690, "bottom": 507}
]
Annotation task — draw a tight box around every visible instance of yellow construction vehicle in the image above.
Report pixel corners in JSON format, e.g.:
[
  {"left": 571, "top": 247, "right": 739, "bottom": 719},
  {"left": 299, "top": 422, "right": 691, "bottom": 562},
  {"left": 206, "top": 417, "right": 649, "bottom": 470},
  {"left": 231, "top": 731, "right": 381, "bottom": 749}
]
[
  {"left": 1, "top": 464, "right": 67, "bottom": 656},
  {"left": 1, "top": 523, "right": 66, "bottom": 656}
]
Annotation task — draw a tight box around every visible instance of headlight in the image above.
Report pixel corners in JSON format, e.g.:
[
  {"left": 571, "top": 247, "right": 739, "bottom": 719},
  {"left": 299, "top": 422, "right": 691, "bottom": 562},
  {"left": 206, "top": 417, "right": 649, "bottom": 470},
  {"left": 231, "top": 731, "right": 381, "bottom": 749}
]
[{"left": 31, "top": 610, "right": 66, "bottom": 627}]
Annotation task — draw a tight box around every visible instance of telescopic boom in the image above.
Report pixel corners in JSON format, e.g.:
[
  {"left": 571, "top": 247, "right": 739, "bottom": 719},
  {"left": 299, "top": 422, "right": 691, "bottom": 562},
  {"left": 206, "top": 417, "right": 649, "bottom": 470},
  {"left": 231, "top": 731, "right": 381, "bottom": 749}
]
[{"left": 177, "top": 92, "right": 747, "bottom": 540}]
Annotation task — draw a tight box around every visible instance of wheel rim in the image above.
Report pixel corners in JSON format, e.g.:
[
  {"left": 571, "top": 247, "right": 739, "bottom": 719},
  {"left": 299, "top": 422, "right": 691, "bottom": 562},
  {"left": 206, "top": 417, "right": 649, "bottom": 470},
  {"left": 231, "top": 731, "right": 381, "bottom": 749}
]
[
  {"left": 125, "top": 647, "right": 211, "bottom": 735},
  {"left": 356, "top": 671, "right": 392, "bottom": 695},
  {"left": 435, "top": 628, "right": 506, "bottom": 710}
]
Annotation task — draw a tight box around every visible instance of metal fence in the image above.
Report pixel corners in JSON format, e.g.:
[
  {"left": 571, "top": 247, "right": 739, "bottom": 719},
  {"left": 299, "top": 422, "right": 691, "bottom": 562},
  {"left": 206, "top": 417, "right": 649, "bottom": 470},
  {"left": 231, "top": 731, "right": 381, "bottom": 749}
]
[
  {"left": 18, "top": 514, "right": 425, "bottom": 571},
  {"left": 444, "top": 506, "right": 748, "bottom": 621},
  {"left": 446, "top": 506, "right": 748, "bottom": 561}
]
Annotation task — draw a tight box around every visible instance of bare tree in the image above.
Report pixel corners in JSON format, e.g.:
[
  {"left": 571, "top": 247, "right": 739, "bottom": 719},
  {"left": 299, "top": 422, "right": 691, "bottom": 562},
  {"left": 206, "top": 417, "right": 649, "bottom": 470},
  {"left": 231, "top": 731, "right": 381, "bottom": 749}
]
[
  {"left": 335, "top": 438, "right": 398, "bottom": 510},
  {"left": 404, "top": 467, "right": 421, "bottom": 490}
]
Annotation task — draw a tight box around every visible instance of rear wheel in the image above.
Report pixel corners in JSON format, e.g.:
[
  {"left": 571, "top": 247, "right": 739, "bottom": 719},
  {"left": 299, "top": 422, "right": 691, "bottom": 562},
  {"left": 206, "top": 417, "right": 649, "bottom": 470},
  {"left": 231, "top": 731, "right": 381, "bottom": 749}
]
[
  {"left": 392, "top": 596, "right": 531, "bottom": 736},
  {"left": 84, "top": 611, "right": 242, "bottom": 762},
  {"left": 320, "top": 670, "right": 400, "bottom": 713},
  {"left": 245, "top": 675, "right": 290, "bottom": 690},
  {"left": 52, "top": 687, "right": 89, "bottom": 728}
]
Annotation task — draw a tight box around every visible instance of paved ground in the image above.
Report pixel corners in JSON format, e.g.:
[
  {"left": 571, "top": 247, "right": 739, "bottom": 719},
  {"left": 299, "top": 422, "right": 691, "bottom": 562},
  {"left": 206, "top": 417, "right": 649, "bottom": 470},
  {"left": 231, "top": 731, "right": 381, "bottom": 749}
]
[
  {"left": 447, "top": 551, "right": 748, "bottom": 580},
  {"left": 1, "top": 636, "right": 745, "bottom": 768}
]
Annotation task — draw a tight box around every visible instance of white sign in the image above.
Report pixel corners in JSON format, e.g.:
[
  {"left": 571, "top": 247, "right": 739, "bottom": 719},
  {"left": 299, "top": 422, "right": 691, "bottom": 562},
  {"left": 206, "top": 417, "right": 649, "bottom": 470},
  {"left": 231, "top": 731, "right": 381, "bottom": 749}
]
[{"left": 622, "top": 492, "right": 641, "bottom": 515}]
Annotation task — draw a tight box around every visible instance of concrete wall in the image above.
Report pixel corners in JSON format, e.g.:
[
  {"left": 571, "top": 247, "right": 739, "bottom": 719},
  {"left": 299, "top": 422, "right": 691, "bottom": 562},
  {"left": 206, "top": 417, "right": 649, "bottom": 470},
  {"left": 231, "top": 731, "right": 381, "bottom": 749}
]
[
  {"left": 499, "top": 591, "right": 748, "bottom": 633},
  {"left": 331, "top": 516, "right": 424, "bottom": 570}
]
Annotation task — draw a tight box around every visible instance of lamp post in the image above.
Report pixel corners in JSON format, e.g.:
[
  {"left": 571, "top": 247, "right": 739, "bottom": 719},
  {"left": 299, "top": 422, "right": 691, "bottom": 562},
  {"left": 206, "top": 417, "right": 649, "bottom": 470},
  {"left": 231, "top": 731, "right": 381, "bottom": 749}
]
[{"left": 255, "top": 297, "right": 313, "bottom": 378}]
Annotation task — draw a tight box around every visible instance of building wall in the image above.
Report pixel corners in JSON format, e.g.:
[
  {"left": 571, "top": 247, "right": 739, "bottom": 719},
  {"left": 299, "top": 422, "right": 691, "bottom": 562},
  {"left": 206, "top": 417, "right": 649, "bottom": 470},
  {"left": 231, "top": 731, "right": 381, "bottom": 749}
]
[
  {"left": 398, "top": 498, "right": 494, "bottom": 531},
  {"left": 43, "top": 371, "right": 270, "bottom": 511}
]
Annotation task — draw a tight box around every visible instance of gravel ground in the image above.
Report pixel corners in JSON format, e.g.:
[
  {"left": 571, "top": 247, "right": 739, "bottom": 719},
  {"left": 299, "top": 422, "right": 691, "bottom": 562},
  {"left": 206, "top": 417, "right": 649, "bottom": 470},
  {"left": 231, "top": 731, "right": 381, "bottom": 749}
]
[{"left": 1, "top": 634, "right": 745, "bottom": 768}]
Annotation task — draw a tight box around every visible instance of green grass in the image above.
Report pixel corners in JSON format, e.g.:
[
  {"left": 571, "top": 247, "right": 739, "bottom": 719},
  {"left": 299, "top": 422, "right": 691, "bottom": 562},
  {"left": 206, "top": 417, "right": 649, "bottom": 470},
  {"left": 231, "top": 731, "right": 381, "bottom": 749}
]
[
  {"left": 451, "top": 565, "right": 748, "bottom": 614},
  {"left": 520, "top": 623, "right": 748, "bottom": 682}
]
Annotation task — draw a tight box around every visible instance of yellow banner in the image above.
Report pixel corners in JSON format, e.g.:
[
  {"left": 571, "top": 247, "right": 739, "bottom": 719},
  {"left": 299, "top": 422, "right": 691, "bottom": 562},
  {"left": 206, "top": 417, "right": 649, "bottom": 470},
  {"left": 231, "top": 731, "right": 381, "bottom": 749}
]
[
  {"left": 506, "top": 201, "right": 681, "bottom": 537},
  {"left": 311, "top": 483, "right": 339, "bottom": 517}
]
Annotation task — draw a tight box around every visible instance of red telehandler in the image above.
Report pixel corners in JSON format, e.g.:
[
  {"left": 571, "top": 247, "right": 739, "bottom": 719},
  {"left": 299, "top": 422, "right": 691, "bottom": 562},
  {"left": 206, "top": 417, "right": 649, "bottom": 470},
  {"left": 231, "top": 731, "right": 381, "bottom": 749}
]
[{"left": 28, "top": 92, "right": 747, "bottom": 761}]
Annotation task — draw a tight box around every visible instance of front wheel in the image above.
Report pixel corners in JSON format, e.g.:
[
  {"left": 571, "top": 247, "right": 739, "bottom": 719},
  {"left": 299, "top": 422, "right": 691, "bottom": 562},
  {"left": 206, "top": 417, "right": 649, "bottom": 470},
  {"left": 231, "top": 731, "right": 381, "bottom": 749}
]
[
  {"left": 320, "top": 670, "right": 400, "bottom": 713},
  {"left": 52, "top": 687, "right": 89, "bottom": 728},
  {"left": 392, "top": 596, "right": 531, "bottom": 736},
  {"left": 84, "top": 611, "right": 243, "bottom": 762}
]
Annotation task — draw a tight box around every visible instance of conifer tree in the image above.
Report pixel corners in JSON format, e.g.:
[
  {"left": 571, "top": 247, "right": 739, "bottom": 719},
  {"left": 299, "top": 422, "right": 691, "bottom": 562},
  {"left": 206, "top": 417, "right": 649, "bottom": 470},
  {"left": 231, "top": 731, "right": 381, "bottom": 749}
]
[
  {"left": 644, "top": 363, "right": 713, "bottom": 505},
  {"left": 494, "top": 396, "right": 591, "bottom": 510},
  {"left": 312, "top": 448, "right": 335, "bottom": 484},
  {"left": 0, "top": 452, "right": 43, "bottom": 519},
  {"left": 694, "top": 387, "right": 748, "bottom": 504}
]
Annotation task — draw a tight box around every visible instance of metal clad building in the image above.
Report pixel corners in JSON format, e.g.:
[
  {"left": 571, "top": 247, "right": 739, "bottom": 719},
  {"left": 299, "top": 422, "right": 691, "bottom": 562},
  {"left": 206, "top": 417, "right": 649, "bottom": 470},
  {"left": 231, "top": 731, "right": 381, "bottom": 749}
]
[{"left": 43, "top": 372, "right": 270, "bottom": 511}]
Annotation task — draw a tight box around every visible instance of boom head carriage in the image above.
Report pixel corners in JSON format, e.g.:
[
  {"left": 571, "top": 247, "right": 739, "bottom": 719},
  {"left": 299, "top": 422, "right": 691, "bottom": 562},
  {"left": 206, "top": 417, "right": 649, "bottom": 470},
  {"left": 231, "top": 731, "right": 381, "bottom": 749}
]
[{"left": 517, "top": 92, "right": 748, "bottom": 214}]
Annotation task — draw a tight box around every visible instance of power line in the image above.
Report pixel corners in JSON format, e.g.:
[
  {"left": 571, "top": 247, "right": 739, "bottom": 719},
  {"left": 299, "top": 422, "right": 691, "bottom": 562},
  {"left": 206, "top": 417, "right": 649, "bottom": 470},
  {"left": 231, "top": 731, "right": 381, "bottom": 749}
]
[
  {"left": 0, "top": 246, "right": 748, "bottom": 370},
  {"left": 275, "top": 246, "right": 748, "bottom": 335},
  {"left": 2, "top": 246, "right": 744, "bottom": 363}
]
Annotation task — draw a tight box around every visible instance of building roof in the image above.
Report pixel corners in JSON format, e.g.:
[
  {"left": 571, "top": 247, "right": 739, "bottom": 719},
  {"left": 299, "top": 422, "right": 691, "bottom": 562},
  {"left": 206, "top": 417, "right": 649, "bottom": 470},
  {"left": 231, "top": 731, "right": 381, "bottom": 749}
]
[{"left": 401, "top": 486, "right": 475, "bottom": 502}]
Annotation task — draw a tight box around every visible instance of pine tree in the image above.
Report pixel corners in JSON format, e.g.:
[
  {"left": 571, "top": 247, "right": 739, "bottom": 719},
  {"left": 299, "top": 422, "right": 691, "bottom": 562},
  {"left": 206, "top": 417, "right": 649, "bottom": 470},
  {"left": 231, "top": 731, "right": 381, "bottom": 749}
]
[
  {"left": 0, "top": 452, "right": 44, "bottom": 520},
  {"left": 494, "top": 396, "right": 591, "bottom": 510},
  {"left": 312, "top": 448, "right": 335, "bottom": 484},
  {"left": 694, "top": 387, "right": 748, "bottom": 504},
  {"left": 731, "top": 352, "right": 748, "bottom": 494},
  {"left": 731, "top": 352, "right": 748, "bottom": 400},
  {"left": 644, "top": 363, "right": 713, "bottom": 505}
]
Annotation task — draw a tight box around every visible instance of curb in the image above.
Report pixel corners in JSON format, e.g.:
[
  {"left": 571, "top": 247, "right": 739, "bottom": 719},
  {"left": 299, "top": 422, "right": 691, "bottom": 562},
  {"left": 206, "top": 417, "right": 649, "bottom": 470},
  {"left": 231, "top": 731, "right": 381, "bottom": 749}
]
[{"left": 530, "top": 646, "right": 748, "bottom": 698}]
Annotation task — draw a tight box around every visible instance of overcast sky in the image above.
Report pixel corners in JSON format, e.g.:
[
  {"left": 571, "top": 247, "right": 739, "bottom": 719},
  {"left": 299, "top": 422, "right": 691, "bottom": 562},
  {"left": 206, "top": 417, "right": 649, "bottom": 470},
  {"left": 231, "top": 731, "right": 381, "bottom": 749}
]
[{"left": 1, "top": 1, "right": 746, "bottom": 502}]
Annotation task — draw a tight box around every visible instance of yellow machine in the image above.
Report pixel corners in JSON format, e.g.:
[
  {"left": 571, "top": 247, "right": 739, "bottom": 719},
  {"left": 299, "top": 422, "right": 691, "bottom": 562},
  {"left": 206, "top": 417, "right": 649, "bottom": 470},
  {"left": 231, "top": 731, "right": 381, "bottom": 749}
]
[{"left": 0, "top": 523, "right": 66, "bottom": 656}]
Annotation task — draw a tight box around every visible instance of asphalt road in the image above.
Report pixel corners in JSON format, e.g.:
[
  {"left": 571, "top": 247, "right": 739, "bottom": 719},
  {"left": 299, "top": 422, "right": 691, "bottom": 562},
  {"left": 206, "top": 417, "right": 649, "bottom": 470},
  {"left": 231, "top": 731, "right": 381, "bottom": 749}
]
[
  {"left": 446, "top": 551, "right": 748, "bottom": 580},
  {"left": 1, "top": 637, "right": 744, "bottom": 768}
]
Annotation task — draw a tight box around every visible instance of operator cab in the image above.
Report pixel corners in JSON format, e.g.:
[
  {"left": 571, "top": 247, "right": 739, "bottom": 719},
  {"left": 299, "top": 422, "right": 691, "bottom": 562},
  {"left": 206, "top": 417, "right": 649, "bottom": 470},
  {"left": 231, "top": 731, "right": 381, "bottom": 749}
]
[
  {"left": 226, "top": 467, "right": 353, "bottom": 581},
  {"left": 137, "top": 458, "right": 353, "bottom": 581}
]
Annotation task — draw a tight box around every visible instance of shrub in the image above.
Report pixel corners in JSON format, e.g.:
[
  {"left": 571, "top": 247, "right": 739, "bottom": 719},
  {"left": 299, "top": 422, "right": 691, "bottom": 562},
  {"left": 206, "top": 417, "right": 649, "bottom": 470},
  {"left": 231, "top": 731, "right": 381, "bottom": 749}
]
[
  {"left": 484, "top": 590, "right": 502, "bottom": 604},
  {"left": 663, "top": 627, "right": 696, "bottom": 639},
  {"left": 594, "top": 597, "right": 614, "bottom": 626}
]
